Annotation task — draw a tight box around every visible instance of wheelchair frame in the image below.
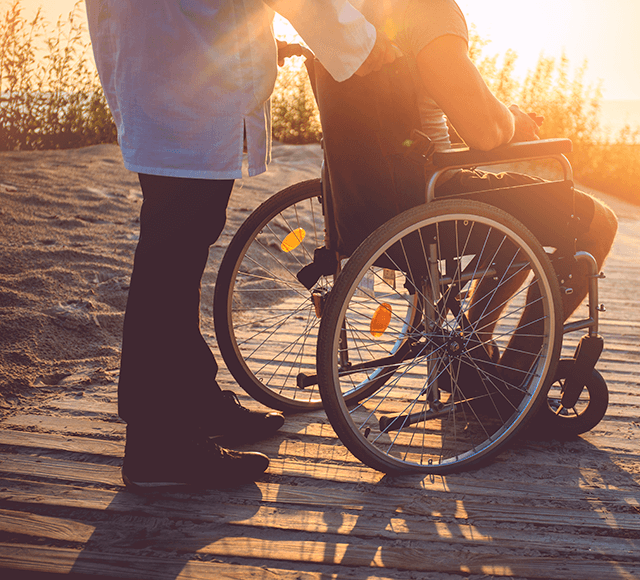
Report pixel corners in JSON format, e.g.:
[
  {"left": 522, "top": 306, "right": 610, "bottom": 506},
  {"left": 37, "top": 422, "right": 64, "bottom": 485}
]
[
  {"left": 428, "top": 139, "right": 604, "bottom": 340},
  {"left": 429, "top": 141, "right": 607, "bottom": 421},
  {"left": 213, "top": 47, "right": 609, "bottom": 474}
]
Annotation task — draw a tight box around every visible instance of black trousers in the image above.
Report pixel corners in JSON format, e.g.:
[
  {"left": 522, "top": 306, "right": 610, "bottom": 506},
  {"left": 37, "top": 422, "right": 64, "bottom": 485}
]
[{"left": 118, "top": 174, "right": 234, "bottom": 433}]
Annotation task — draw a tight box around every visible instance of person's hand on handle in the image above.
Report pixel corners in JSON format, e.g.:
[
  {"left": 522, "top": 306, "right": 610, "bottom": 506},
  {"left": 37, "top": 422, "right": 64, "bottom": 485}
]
[
  {"left": 509, "top": 104, "right": 544, "bottom": 142},
  {"left": 354, "top": 29, "right": 397, "bottom": 77}
]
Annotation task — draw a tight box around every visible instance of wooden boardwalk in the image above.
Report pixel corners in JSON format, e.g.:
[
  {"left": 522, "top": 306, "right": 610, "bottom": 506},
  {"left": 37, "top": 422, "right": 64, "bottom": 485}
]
[{"left": 1, "top": 189, "right": 639, "bottom": 579}]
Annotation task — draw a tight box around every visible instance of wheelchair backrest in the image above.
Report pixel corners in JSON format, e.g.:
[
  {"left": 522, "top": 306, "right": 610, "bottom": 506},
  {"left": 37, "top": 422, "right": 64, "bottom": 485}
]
[{"left": 315, "top": 57, "right": 427, "bottom": 257}]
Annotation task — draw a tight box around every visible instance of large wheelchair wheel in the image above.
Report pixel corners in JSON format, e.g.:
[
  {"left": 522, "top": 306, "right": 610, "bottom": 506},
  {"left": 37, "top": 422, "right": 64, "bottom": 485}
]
[
  {"left": 535, "top": 358, "right": 608, "bottom": 437},
  {"left": 317, "top": 199, "right": 564, "bottom": 474},
  {"left": 214, "top": 179, "right": 328, "bottom": 412}
]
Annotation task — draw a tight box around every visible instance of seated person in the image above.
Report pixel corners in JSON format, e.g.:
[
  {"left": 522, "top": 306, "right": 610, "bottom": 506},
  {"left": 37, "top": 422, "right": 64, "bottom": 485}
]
[{"left": 345, "top": 0, "right": 618, "bottom": 371}]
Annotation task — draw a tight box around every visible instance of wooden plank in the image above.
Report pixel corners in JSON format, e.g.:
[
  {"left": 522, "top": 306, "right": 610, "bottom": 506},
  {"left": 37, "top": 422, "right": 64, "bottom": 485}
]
[
  {"left": 171, "top": 535, "right": 640, "bottom": 580},
  {"left": 1, "top": 490, "right": 638, "bottom": 579},
  {"left": 1, "top": 415, "right": 125, "bottom": 437},
  {"left": 2, "top": 395, "right": 639, "bottom": 458},
  {"left": 1, "top": 419, "right": 638, "bottom": 499},
  {"left": 0, "top": 430, "right": 123, "bottom": 458},
  {"left": 0, "top": 543, "right": 350, "bottom": 580},
  {"left": 2, "top": 425, "right": 637, "bottom": 498},
  {"left": 1, "top": 479, "right": 638, "bottom": 559},
  {"left": 1, "top": 411, "right": 637, "bottom": 478},
  {"left": 4, "top": 407, "right": 640, "bottom": 462},
  {"left": 2, "top": 467, "right": 638, "bottom": 526},
  {"left": 3, "top": 464, "right": 638, "bottom": 521},
  {"left": 0, "top": 434, "right": 636, "bottom": 580},
  {"left": 2, "top": 453, "right": 639, "bottom": 526},
  {"left": 0, "top": 507, "right": 95, "bottom": 543},
  {"left": 3, "top": 397, "right": 636, "bottom": 458},
  {"left": 265, "top": 421, "right": 640, "bottom": 464},
  {"left": 0, "top": 453, "right": 122, "bottom": 488},
  {"left": 3, "top": 538, "right": 630, "bottom": 580}
]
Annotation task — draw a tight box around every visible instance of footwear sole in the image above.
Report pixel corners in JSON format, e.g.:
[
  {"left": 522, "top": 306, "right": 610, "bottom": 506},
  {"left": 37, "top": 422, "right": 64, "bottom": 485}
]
[
  {"left": 122, "top": 472, "right": 268, "bottom": 494},
  {"left": 122, "top": 473, "right": 193, "bottom": 494}
]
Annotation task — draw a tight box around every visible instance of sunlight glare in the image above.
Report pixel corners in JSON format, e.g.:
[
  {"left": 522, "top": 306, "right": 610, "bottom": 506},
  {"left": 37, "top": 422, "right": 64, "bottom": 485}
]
[{"left": 274, "top": 14, "right": 302, "bottom": 43}]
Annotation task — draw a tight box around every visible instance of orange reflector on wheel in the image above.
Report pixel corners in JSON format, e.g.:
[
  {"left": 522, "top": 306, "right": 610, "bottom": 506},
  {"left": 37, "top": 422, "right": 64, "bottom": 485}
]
[
  {"left": 370, "top": 303, "right": 392, "bottom": 337},
  {"left": 281, "top": 228, "right": 306, "bottom": 252}
]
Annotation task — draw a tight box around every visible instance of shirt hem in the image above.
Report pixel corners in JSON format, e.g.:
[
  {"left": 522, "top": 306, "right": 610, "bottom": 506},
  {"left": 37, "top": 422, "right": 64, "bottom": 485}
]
[{"left": 122, "top": 161, "right": 245, "bottom": 180}]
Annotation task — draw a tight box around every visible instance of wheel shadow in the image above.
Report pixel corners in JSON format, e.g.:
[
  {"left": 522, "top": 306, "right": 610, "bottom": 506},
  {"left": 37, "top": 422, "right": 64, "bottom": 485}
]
[
  {"left": 362, "top": 433, "right": 640, "bottom": 578},
  {"left": 267, "top": 423, "right": 640, "bottom": 578}
]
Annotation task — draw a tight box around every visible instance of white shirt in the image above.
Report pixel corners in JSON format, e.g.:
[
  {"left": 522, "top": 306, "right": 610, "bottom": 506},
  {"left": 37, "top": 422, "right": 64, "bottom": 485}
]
[{"left": 86, "top": 0, "right": 375, "bottom": 179}]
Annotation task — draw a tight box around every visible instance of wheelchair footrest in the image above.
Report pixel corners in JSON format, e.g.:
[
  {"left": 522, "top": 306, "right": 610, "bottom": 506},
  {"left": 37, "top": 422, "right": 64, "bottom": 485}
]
[
  {"left": 297, "top": 372, "right": 317, "bottom": 389},
  {"left": 560, "top": 335, "right": 604, "bottom": 408},
  {"left": 296, "top": 247, "right": 337, "bottom": 290}
]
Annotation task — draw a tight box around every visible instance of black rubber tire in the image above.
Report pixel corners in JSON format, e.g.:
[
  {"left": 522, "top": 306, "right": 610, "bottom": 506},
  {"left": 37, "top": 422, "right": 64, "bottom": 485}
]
[
  {"left": 535, "top": 358, "right": 608, "bottom": 437},
  {"left": 214, "top": 179, "right": 327, "bottom": 412},
  {"left": 317, "top": 199, "right": 563, "bottom": 474}
]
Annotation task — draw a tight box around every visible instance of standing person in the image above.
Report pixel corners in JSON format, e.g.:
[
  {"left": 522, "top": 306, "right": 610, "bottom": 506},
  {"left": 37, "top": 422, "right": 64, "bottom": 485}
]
[{"left": 85, "top": 0, "right": 396, "bottom": 492}]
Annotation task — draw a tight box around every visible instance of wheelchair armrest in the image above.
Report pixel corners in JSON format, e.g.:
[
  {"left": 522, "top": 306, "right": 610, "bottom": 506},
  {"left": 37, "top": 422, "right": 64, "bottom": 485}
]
[{"left": 431, "top": 138, "right": 573, "bottom": 169}]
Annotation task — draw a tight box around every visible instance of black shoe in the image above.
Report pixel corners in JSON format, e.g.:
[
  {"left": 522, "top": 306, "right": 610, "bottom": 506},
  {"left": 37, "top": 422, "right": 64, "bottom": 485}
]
[
  {"left": 122, "top": 430, "right": 269, "bottom": 493},
  {"left": 208, "top": 390, "right": 285, "bottom": 443}
]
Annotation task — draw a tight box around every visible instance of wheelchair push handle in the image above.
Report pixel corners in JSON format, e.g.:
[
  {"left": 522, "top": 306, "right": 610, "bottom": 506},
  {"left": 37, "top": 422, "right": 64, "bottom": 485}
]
[{"left": 277, "top": 42, "right": 315, "bottom": 62}]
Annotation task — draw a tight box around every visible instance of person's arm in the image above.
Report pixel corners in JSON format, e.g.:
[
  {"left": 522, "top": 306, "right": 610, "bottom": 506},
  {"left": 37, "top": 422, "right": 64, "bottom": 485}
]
[
  {"left": 416, "top": 35, "right": 540, "bottom": 150},
  {"left": 265, "top": 0, "right": 395, "bottom": 81}
]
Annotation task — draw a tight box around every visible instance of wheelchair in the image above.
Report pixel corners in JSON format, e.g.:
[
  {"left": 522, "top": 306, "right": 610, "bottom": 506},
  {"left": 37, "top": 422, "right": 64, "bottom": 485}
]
[{"left": 213, "top": 46, "right": 609, "bottom": 474}]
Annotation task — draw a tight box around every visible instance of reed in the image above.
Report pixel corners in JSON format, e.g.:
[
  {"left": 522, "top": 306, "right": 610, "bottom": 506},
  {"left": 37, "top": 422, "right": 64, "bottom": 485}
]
[
  {"left": 271, "top": 56, "right": 321, "bottom": 144},
  {"left": 470, "top": 30, "right": 640, "bottom": 204},
  {"left": 0, "top": 0, "right": 114, "bottom": 150}
]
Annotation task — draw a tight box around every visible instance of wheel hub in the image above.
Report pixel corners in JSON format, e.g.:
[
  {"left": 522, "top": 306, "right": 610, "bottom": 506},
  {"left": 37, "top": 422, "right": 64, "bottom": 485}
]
[{"left": 446, "top": 335, "right": 465, "bottom": 357}]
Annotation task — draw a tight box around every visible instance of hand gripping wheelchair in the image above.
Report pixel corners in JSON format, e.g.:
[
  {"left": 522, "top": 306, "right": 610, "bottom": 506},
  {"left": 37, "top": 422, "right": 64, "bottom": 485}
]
[{"left": 213, "top": 46, "right": 609, "bottom": 474}]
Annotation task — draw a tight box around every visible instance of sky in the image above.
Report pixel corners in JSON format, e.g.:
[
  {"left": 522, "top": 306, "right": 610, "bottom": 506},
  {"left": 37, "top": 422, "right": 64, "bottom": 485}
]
[
  {"left": 8, "top": 0, "right": 640, "bottom": 100},
  {"left": 455, "top": 0, "right": 640, "bottom": 101}
]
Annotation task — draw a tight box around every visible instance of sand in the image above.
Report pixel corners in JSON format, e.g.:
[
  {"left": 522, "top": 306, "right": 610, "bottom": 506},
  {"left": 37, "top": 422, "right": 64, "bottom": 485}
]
[{"left": 0, "top": 142, "right": 324, "bottom": 412}]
